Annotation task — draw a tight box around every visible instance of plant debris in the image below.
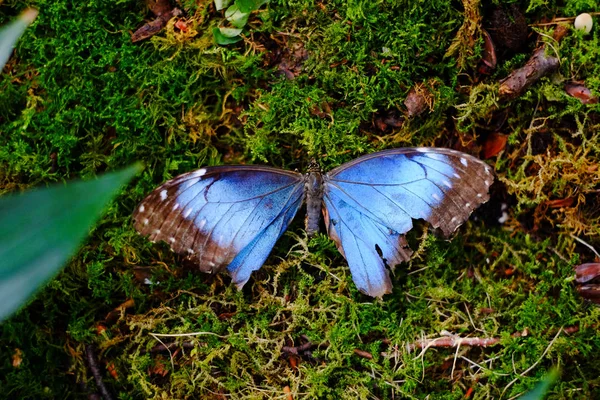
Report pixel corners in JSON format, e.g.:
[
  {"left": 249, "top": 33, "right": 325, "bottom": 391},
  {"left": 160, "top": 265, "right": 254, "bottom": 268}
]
[
  {"left": 131, "top": 0, "right": 182, "bottom": 42},
  {"left": 482, "top": 132, "right": 507, "bottom": 158},
  {"left": 498, "top": 47, "right": 559, "bottom": 100},
  {"left": 478, "top": 29, "right": 497, "bottom": 74},
  {"left": 565, "top": 81, "right": 598, "bottom": 104},
  {"left": 85, "top": 345, "right": 115, "bottom": 400},
  {"left": 404, "top": 83, "right": 433, "bottom": 117}
]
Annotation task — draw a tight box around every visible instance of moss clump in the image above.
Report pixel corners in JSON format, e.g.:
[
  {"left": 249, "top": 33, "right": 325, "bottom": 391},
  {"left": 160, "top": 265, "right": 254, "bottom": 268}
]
[{"left": 1, "top": 0, "right": 600, "bottom": 398}]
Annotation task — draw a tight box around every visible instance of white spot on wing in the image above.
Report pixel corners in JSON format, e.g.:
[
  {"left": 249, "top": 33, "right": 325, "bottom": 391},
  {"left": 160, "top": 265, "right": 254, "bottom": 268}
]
[
  {"left": 192, "top": 168, "right": 207, "bottom": 178},
  {"left": 442, "top": 179, "right": 452, "bottom": 188},
  {"left": 485, "top": 180, "right": 490, "bottom": 186},
  {"left": 183, "top": 208, "right": 192, "bottom": 218},
  {"left": 160, "top": 190, "right": 168, "bottom": 201},
  {"left": 477, "top": 193, "right": 483, "bottom": 198},
  {"left": 465, "top": 203, "right": 471, "bottom": 209},
  {"left": 139, "top": 204, "right": 145, "bottom": 213},
  {"left": 432, "top": 193, "right": 441, "bottom": 201},
  {"left": 198, "top": 219, "right": 207, "bottom": 229},
  {"left": 415, "top": 147, "right": 427, "bottom": 152},
  {"left": 153, "top": 229, "right": 161, "bottom": 235},
  {"left": 453, "top": 173, "right": 460, "bottom": 179},
  {"left": 143, "top": 218, "right": 149, "bottom": 225},
  {"left": 173, "top": 203, "right": 180, "bottom": 211},
  {"left": 169, "top": 237, "right": 175, "bottom": 243},
  {"left": 451, "top": 216, "right": 457, "bottom": 223},
  {"left": 485, "top": 168, "right": 492, "bottom": 175},
  {"left": 460, "top": 157, "right": 468, "bottom": 167}
]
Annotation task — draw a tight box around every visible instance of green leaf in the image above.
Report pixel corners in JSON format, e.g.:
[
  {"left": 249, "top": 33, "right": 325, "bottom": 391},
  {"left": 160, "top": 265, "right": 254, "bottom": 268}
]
[
  {"left": 212, "top": 27, "right": 243, "bottom": 45},
  {"left": 225, "top": 5, "right": 250, "bottom": 29},
  {"left": 235, "top": 0, "right": 268, "bottom": 13},
  {"left": 0, "top": 8, "right": 38, "bottom": 70},
  {"left": 519, "top": 369, "right": 560, "bottom": 400},
  {"left": 0, "top": 164, "right": 141, "bottom": 322},
  {"left": 214, "top": 0, "right": 232, "bottom": 11}
]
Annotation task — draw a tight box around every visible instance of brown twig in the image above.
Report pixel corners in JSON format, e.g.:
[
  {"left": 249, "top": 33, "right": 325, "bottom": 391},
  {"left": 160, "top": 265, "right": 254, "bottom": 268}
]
[
  {"left": 530, "top": 12, "right": 600, "bottom": 26},
  {"left": 85, "top": 345, "right": 115, "bottom": 400},
  {"left": 498, "top": 20, "right": 570, "bottom": 100},
  {"left": 148, "top": 341, "right": 195, "bottom": 353},
  {"left": 353, "top": 349, "right": 373, "bottom": 359},
  {"left": 406, "top": 336, "right": 501, "bottom": 352},
  {"left": 282, "top": 341, "right": 313, "bottom": 356},
  {"left": 498, "top": 47, "right": 559, "bottom": 100}
]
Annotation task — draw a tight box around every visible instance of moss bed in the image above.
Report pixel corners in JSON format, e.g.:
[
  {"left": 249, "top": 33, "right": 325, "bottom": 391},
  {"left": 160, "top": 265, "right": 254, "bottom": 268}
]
[{"left": 1, "top": 0, "right": 599, "bottom": 398}]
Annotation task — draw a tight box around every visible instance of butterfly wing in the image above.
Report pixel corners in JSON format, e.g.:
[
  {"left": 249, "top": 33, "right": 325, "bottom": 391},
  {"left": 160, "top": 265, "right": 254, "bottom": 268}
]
[
  {"left": 133, "top": 166, "right": 305, "bottom": 288},
  {"left": 323, "top": 148, "right": 494, "bottom": 298}
]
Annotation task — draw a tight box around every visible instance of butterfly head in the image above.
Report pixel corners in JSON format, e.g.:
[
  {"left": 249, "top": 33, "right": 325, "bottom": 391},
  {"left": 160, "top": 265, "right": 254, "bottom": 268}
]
[{"left": 307, "top": 158, "right": 321, "bottom": 173}]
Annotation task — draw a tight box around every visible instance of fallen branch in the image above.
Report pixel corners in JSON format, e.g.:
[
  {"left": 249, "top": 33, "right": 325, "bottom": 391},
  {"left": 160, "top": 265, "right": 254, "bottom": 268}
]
[
  {"left": 498, "top": 22, "right": 568, "bottom": 100},
  {"left": 406, "top": 336, "right": 501, "bottom": 352},
  {"left": 85, "top": 345, "right": 115, "bottom": 400},
  {"left": 498, "top": 47, "right": 559, "bottom": 100}
]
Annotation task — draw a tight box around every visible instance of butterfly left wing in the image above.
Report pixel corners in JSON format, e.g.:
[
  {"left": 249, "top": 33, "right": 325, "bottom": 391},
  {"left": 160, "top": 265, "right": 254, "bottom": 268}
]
[
  {"left": 323, "top": 148, "right": 494, "bottom": 298},
  {"left": 133, "top": 166, "right": 305, "bottom": 288}
]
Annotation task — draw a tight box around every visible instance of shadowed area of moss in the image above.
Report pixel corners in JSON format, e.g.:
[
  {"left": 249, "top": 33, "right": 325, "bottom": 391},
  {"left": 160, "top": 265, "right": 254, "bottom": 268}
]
[{"left": 1, "top": 0, "right": 599, "bottom": 398}]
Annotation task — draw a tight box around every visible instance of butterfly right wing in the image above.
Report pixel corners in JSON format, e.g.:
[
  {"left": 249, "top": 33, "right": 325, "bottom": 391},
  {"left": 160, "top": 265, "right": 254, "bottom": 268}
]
[
  {"left": 323, "top": 148, "right": 494, "bottom": 298},
  {"left": 133, "top": 166, "right": 305, "bottom": 288}
]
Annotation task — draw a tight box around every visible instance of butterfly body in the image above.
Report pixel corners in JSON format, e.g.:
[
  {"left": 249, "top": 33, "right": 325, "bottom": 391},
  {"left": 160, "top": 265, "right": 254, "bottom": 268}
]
[
  {"left": 134, "top": 148, "right": 494, "bottom": 298},
  {"left": 304, "top": 159, "right": 325, "bottom": 237}
]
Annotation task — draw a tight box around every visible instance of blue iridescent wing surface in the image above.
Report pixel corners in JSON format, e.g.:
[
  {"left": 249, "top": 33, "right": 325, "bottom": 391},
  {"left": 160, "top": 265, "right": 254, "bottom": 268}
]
[
  {"left": 133, "top": 166, "right": 305, "bottom": 288},
  {"left": 323, "top": 148, "right": 494, "bottom": 298}
]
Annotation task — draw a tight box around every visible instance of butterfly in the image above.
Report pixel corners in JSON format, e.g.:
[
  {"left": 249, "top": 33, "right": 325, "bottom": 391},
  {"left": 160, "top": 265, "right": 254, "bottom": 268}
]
[{"left": 133, "top": 147, "right": 494, "bottom": 298}]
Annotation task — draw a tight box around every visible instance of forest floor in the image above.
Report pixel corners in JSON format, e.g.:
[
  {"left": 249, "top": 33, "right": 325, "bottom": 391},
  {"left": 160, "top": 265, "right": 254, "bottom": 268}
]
[{"left": 1, "top": 0, "right": 599, "bottom": 399}]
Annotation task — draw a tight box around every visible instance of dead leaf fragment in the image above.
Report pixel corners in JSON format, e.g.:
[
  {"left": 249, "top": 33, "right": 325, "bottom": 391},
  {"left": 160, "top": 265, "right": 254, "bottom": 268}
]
[
  {"left": 577, "top": 285, "right": 600, "bottom": 303},
  {"left": 479, "top": 29, "right": 497, "bottom": 74},
  {"left": 104, "top": 298, "right": 135, "bottom": 325},
  {"left": 575, "top": 263, "right": 600, "bottom": 284},
  {"left": 545, "top": 197, "right": 575, "bottom": 208},
  {"left": 482, "top": 132, "right": 507, "bottom": 158},
  {"left": 565, "top": 82, "right": 598, "bottom": 104},
  {"left": 404, "top": 84, "right": 432, "bottom": 117},
  {"left": 12, "top": 348, "right": 22, "bottom": 368}
]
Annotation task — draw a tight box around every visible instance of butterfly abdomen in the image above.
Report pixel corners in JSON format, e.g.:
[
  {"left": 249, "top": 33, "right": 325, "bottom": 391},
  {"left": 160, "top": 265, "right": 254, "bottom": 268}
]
[{"left": 304, "top": 170, "right": 324, "bottom": 237}]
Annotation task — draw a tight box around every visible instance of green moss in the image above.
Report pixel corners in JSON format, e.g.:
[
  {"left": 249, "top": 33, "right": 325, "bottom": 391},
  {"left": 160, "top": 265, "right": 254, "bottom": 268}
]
[{"left": 1, "top": 0, "right": 600, "bottom": 398}]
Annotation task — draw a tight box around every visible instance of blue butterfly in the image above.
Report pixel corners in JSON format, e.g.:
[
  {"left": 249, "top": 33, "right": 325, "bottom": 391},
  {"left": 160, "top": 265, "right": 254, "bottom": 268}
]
[{"left": 133, "top": 148, "right": 494, "bottom": 297}]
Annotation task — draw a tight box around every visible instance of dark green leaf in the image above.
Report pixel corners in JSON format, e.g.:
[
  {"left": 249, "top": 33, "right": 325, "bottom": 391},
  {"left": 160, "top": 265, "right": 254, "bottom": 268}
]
[
  {"left": 214, "top": 0, "right": 232, "bottom": 11},
  {"left": 0, "top": 165, "right": 141, "bottom": 321},
  {"left": 212, "top": 27, "right": 243, "bottom": 45},
  {"left": 235, "top": 0, "right": 268, "bottom": 13},
  {"left": 519, "top": 369, "right": 560, "bottom": 400},
  {"left": 225, "top": 5, "right": 250, "bottom": 29},
  {"left": 0, "top": 8, "right": 37, "bottom": 70}
]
